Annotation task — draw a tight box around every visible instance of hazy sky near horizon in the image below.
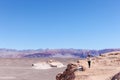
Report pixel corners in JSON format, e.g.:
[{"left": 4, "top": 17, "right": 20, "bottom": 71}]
[{"left": 0, "top": 0, "right": 120, "bottom": 50}]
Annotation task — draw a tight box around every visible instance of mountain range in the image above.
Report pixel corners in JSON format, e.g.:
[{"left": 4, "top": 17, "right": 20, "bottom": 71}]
[{"left": 0, "top": 48, "right": 120, "bottom": 58}]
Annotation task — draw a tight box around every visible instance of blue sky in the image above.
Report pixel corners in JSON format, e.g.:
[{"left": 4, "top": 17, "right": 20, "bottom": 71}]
[{"left": 0, "top": 0, "right": 120, "bottom": 50}]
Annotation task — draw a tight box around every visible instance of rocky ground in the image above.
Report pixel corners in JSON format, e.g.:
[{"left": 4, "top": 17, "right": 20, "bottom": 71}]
[
  {"left": 0, "top": 51, "right": 120, "bottom": 80},
  {"left": 56, "top": 51, "right": 120, "bottom": 80}
]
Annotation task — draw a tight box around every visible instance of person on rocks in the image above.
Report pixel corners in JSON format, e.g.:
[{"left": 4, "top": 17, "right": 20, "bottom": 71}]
[{"left": 87, "top": 54, "right": 91, "bottom": 68}]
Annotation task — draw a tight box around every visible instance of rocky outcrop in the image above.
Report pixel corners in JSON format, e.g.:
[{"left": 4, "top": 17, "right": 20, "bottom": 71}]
[
  {"left": 112, "top": 72, "right": 120, "bottom": 80},
  {"left": 48, "top": 60, "right": 65, "bottom": 68},
  {"left": 56, "top": 52, "right": 120, "bottom": 80},
  {"left": 91, "top": 52, "right": 120, "bottom": 66},
  {"left": 32, "top": 60, "right": 64, "bottom": 69},
  {"left": 56, "top": 62, "right": 85, "bottom": 80}
]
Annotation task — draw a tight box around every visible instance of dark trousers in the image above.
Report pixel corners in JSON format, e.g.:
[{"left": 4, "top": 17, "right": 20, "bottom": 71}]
[{"left": 88, "top": 61, "right": 91, "bottom": 68}]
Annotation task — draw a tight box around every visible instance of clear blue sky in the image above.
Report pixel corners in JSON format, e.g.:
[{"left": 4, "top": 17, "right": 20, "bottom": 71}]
[{"left": 0, "top": 0, "right": 120, "bottom": 50}]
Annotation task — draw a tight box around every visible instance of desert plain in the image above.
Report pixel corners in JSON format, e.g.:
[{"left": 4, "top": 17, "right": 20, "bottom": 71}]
[{"left": 0, "top": 51, "right": 120, "bottom": 80}]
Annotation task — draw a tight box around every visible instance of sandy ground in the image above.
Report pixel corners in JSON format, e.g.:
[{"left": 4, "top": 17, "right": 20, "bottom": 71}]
[
  {"left": 0, "top": 58, "right": 76, "bottom": 80},
  {"left": 0, "top": 57, "right": 120, "bottom": 80},
  {"left": 75, "top": 64, "right": 120, "bottom": 80}
]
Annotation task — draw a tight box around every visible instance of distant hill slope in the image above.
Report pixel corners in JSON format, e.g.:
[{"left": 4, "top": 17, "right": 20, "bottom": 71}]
[{"left": 0, "top": 48, "right": 120, "bottom": 58}]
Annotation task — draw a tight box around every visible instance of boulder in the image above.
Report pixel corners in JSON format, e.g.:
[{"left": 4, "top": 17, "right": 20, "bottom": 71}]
[
  {"left": 112, "top": 72, "right": 120, "bottom": 80},
  {"left": 56, "top": 62, "right": 86, "bottom": 80}
]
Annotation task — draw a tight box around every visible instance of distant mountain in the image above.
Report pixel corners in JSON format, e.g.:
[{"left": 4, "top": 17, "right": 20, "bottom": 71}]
[
  {"left": 0, "top": 48, "right": 120, "bottom": 58},
  {"left": 24, "top": 53, "right": 53, "bottom": 58}
]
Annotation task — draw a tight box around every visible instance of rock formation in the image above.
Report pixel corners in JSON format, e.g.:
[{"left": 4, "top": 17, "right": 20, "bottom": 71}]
[
  {"left": 56, "top": 51, "right": 120, "bottom": 80},
  {"left": 32, "top": 60, "right": 64, "bottom": 69},
  {"left": 47, "top": 60, "right": 65, "bottom": 68},
  {"left": 112, "top": 72, "right": 120, "bottom": 80},
  {"left": 92, "top": 51, "right": 120, "bottom": 66},
  {"left": 56, "top": 62, "right": 86, "bottom": 80}
]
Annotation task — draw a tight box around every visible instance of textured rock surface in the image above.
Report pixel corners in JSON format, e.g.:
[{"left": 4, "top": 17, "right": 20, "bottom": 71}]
[
  {"left": 112, "top": 72, "right": 120, "bottom": 80},
  {"left": 56, "top": 62, "right": 86, "bottom": 80}
]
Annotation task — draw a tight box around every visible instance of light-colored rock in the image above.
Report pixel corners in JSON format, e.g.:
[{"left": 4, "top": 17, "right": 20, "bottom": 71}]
[
  {"left": 32, "top": 60, "right": 65, "bottom": 69},
  {"left": 49, "top": 62, "right": 64, "bottom": 68},
  {"left": 32, "top": 62, "right": 52, "bottom": 69}
]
